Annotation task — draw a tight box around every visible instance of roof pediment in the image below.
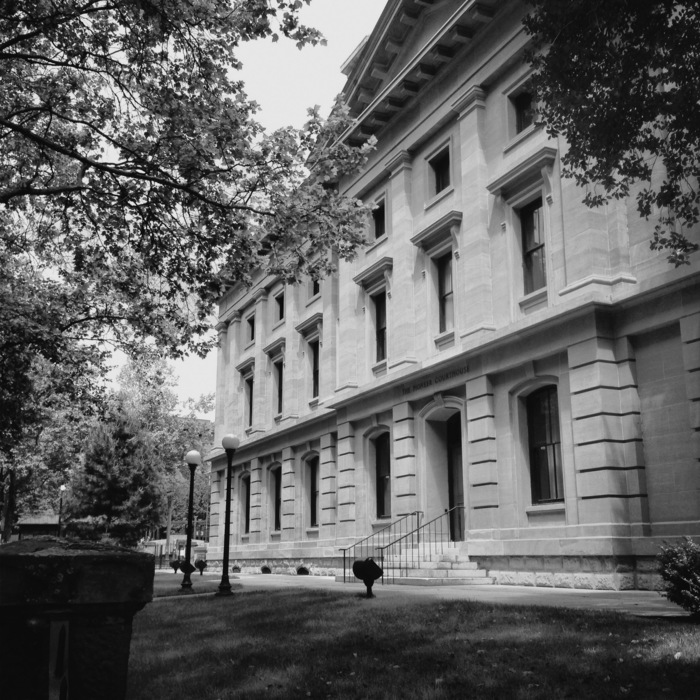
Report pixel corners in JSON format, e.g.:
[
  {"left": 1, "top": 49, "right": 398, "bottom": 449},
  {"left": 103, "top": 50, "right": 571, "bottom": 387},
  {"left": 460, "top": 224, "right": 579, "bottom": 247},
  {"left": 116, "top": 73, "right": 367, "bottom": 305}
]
[{"left": 341, "top": 0, "right": 502, "bottom": 144}]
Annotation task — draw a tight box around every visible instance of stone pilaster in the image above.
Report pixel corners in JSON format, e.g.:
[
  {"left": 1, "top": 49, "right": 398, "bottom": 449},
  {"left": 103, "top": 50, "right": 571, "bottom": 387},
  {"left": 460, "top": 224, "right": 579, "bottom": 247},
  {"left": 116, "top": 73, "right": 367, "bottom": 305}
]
[
  {"left": 208, "top": 466, "right": 222, "bottom": 555},
  {"left": 226, "top": 312, "right": 241, "bottom": 434},
  {"left": 281, "top": 447, "right": 296, "bottom": 541},
  {"left": 214, "top": 321, "right": 228, "bottom": 444},
  {"left": 568, "top": 334, "right": 648, "bottom": 531},
  {"left": 335, "top": 421, "right": 357, "bottom": 538},
  {"left": 392, "top": 402, "right": 418, "bottom": 515},
  {"left": 250, "top": 289, "right": 268, "bottom": 434},
  {"left": 681, "top": 312, "right": 700, "bottom": 471},
  {"left": 466, "top": 374, "right": 499, "bottom": 528},
  {"left": 453, "top": 87, "right": 495, "bottom": 339},
  {"left": 320, "top": 432, "right": 337, "bottom": 537},
  {"left": 386, "top": 151, "right": 418, "bottom": 370}
]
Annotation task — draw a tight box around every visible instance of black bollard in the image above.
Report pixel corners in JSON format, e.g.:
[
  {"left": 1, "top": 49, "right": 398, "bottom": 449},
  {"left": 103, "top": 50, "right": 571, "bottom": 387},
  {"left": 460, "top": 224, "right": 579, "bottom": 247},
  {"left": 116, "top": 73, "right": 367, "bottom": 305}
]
[{"left": 352, "top": 557, "right": 383, "bottom": 598}]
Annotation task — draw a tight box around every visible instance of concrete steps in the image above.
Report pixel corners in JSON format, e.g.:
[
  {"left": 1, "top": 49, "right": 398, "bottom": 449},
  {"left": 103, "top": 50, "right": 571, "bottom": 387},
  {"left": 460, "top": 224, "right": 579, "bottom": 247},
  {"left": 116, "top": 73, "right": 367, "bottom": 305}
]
[{"left": 343, "top": 545, "right": 494, "bottom": 587}]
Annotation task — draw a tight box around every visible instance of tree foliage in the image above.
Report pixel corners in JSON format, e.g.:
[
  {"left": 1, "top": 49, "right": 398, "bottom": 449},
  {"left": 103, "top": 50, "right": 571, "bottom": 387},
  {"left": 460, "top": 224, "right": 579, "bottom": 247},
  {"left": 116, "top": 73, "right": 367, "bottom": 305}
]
[
  {"left": 0, "top": 0, "right": 373, "bottom": 529},
  {"left": 65, "top": 356, "right": 213, "bottom": 545},
  {"left": 524, "top": 0, "right": 700, "bottom": 265}
]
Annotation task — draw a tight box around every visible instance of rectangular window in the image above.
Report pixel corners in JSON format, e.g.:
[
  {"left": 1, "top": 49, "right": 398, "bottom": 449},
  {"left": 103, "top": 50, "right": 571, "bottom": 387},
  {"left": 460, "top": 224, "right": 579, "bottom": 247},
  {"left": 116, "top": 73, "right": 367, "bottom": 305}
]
[
  {"left": 372, "top": 291, "right": 387, "bottom": 362},
  {"left": 372, "top": 200, "right": 386, "bottom": 239},
  {"left": 308, "top": 457, "right": 319, "bottom": 527},
  {"left": 375, "top": 433, "right": 391, "bottom": 518},
  {"left": 514, "top": 91, "right": 535, "bottom": 134},
  {"left": 429, "top": 147, "right": 450, "bottom": 197},
  {"left": 527, "top": 386, "right": 563, "bottom": 504},
  {"left": 310, "top": 279, "right": 320, "bottom": 298},
  {"left": 242, "top": 475, "right": 251, "bottom": 534},
  {"left": 437, "top": 252, "right": 454, "bottom": 333},
  {"left": 272, "top": 467, "right": 282, "bottom": 532},
  {"left": 309, "top": 339, "right": 320, "bottom": 398},
  {"left": 246, "top": 313, "right": 255, "bottom": 343},
  {"left": 273, "top": 359, "right": 284, "bottom": 415},
  {"left": 245, "top": 375, "right": 254, "bottom": 426},
  {"left": 274, "top": 291, "right": 285, "bottom": 322},
  {"left": 519, "top": 197, "right": 546, "bottom": 295}
]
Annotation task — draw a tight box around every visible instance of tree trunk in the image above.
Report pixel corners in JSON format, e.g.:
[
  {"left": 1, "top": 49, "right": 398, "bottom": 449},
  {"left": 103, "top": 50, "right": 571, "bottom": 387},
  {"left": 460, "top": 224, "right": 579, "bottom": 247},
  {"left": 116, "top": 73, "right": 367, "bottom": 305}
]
[
  {"left": 1, "top": 469, "right": 16, "bottom": 543},
  {"left": 164, "top": 494, "right": 173, "bottom": 556}
]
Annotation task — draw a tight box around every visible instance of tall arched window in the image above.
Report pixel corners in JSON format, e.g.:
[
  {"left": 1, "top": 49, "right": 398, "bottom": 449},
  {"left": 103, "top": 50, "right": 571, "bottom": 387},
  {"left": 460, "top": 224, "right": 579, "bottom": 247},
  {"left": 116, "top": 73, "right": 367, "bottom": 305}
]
[
  {"left": 374, "top": 432, "right": 391, "bottom": 519},
  {"left": 526, "top": 386, "right": 563, "bottom": 504}
]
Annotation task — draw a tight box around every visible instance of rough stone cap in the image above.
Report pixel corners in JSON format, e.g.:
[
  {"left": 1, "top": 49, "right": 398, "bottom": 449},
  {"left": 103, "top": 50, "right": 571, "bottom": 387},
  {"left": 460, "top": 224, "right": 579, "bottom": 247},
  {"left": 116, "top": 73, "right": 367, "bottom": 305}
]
[{"left": 0, "top": 537, "right": 154, "bottom": 609}]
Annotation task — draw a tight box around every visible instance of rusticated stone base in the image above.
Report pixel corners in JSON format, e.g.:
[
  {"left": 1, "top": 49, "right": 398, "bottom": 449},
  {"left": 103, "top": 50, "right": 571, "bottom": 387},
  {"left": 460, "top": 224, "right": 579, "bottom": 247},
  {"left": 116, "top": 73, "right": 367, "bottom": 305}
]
[
  {"left": 207, "top": 556, "right": 343, "bottom": 577},
  {"left": 474, "top": 555, "right": 663, "bottom": 591}
]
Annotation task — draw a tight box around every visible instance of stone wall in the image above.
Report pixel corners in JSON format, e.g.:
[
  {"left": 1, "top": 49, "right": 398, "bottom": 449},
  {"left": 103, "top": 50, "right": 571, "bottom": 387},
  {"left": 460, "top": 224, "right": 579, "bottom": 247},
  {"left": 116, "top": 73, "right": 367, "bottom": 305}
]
[{"left": 475, "top": 555, "right": 663, "bottom": 591}]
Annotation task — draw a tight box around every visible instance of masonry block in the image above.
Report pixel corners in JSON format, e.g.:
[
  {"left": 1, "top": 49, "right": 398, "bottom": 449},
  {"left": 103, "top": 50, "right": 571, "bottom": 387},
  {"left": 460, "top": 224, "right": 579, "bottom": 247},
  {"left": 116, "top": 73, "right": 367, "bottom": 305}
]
[
  {"left": 470, "top": 484, "right": 498, "bottom": 508},
  {"left": 467, "top": 394, "right": 494, "bottom": 419},
  {"left": 466, "top": 375, "right": 493, "bottom": 399},
  {"left": 568, "top": 337, "right": 615, "bottom": 369},
  {"left": 680, "top": 312, "right": 700, "bottom": 343},
  {"left": 572, "top": 413, "right": 642, "bottom": 445},
  {"left": 468, "top": 416, "right": 496, "bottom": 441},
  {"left": 570, "top": 362, "right": 623, "bottom": 394},
  {"left": 575, "top": 439, "right": 645, "bottom": 471}
]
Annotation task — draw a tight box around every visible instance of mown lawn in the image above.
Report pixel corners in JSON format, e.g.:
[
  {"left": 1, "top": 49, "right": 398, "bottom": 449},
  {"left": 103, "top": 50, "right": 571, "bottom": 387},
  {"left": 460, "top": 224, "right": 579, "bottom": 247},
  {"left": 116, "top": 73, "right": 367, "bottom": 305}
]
[{"left": 127, "top": 588, "right": 700, "bottom": 700}]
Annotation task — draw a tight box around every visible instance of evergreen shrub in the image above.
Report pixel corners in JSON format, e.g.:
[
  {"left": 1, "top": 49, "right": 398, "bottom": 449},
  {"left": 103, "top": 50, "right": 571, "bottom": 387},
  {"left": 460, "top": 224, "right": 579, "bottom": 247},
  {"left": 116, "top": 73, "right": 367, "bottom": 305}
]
[{"left": 657, "top": 537, "right": 700, "bottom": 617}]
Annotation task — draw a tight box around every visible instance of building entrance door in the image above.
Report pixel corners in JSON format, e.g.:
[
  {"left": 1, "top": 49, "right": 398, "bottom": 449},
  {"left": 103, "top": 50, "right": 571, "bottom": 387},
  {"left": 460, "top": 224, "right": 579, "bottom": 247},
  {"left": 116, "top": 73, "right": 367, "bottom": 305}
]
[
  {"left": 424, "top": 407, "right": 466, "bottom": 542},
  {"left": 446, "top": 412, "right": 465, "bottom": 542}
]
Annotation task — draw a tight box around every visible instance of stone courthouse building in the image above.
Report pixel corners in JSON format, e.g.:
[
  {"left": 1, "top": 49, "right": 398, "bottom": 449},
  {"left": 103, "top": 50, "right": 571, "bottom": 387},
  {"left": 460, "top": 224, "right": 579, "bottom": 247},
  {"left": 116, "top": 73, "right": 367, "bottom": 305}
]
[{"left": 207, "top": 0, "right": 700, "bottom": 589}]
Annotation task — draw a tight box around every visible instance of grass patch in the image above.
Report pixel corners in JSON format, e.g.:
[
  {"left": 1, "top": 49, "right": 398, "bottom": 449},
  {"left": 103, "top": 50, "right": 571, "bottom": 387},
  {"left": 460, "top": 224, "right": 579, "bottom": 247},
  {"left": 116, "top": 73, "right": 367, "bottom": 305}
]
[
  {"left": 128, "top": 589, "right": 700, "bottom": 699},
  {"left": 152, "top": 573, "right": 229, "bottom": 598}
]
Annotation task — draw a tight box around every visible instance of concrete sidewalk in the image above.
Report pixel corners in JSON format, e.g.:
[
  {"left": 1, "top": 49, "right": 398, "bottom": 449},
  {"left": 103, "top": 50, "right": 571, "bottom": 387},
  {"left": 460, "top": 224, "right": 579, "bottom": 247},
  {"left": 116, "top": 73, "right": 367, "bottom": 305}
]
[{"left": 162, "top": 571, "right": 688, "bottom": 619}]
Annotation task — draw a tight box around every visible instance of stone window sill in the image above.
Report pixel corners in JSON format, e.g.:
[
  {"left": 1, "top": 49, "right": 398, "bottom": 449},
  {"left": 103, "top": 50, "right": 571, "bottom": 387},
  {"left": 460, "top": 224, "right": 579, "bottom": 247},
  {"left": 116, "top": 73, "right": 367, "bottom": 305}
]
[{"left": 519, "top": 287, "right": 547, "bottom": 311}]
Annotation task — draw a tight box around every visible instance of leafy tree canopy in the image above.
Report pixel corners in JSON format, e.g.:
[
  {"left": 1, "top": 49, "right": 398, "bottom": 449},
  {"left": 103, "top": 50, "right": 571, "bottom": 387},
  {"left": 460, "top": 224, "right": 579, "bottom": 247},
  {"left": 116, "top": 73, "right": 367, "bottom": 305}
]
[
  {"left": 524, "top": 0, "right": 700, "bottom": 265},
  {"left": 65, "top": 355, "right": 214, "bottom": 545},
  {"left": 0, "top": 0, "right": 373, "bottom": 509}
]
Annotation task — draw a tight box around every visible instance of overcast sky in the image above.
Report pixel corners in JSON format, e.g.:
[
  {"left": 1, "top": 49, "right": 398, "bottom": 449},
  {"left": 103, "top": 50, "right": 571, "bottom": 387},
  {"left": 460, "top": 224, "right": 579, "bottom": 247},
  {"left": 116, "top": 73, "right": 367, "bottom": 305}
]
[{"left": 172, "top": 0, "right": 385, "bottom": 412}]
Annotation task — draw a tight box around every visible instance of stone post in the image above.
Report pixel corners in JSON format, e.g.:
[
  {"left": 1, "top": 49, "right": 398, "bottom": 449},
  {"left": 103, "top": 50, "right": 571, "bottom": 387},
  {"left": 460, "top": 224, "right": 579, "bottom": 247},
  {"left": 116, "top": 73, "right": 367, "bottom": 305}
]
[{"left": 0, "top": 538, "right": 154, "bottom": 700}]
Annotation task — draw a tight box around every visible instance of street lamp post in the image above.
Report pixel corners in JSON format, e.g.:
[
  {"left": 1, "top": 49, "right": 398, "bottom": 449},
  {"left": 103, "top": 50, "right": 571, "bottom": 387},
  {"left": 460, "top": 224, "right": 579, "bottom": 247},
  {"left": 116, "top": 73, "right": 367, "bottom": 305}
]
[
  {"left": 180, "top": 450, "right": 201, "bottom": 590},
  {"left": 216, "top": 434, "right": 239, "bottom": 596},
  {"left": 57, "top": 484, "right": 67, "bottom": 537}
]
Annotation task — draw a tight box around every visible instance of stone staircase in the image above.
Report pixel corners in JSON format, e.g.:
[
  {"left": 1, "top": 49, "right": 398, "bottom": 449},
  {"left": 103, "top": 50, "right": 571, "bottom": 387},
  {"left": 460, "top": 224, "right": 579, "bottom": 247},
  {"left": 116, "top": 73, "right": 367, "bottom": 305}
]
[{"left": 385, "top": 547, "right": 493, "bottom": 586}]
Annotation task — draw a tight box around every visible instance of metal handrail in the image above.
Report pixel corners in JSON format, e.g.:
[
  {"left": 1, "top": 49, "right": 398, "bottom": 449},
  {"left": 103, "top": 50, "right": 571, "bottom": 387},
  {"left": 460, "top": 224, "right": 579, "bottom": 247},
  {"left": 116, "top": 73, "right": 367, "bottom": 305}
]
[
  {"left": 376, "top": 505, "right": 466, "bottom": 584},
  {"left": 341, "top": 511, "right": 422, "bottom": 582}
]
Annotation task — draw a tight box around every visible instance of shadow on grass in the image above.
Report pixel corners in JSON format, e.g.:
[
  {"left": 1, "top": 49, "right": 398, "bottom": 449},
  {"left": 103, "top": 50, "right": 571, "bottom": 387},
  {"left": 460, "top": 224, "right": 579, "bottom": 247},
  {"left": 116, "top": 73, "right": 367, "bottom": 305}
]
[{"left": 128, "top": 588, "right": 700, "bottom": 700}]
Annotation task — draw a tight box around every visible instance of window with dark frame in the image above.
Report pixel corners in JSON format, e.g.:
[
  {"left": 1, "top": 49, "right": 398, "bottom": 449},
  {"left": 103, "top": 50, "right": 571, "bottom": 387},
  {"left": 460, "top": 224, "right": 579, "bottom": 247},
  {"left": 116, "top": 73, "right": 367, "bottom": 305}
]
[
  {"left": 429, "top": 147, "right": 450, "bottom": 196},
  {"left": 519, "top": 197, "right": 546, "bottom": 295},
  {"left": 271, "top": 466, "right": 282, "bottom": 532},
  {"left": 526, "top": 386, "right": 564, "bottom": 504},
  {"left": 310, "top": 279, "right": 320, "bottom": 297},
  {"left": 242, "top": 473, "right": 251, "bottom": 534},
  {"left": 437, "top": 252, "right": 454, "bottom": 333},
  {"left": 246, "top": 313, "right": 255, "bottom": 342},
  {"left": 273, "top": 358, "right": 284, "bottom": 415},
  {"left": 375, "top": 432, "right": 391, "bottom": 519},
  {"left": 274, "top": 291, "right": 285, "bottom": 322},
  {"left": 514, "top": 90, "right": 535, "bottom": 134},
  {"left": 309, "top": 338, "right": 320, "bottom": 398},
  {"left": 372, "top": 291, "right": 387, "bottom": 362},
  {"left": 245, "top": 374, "right": 254, "bottom": 426},
  {"left": 307, "top": 456, "right": 319, "bottom": 527},
  {"left": 372, "top": 200, "right": 386, "bottom": 239}
]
